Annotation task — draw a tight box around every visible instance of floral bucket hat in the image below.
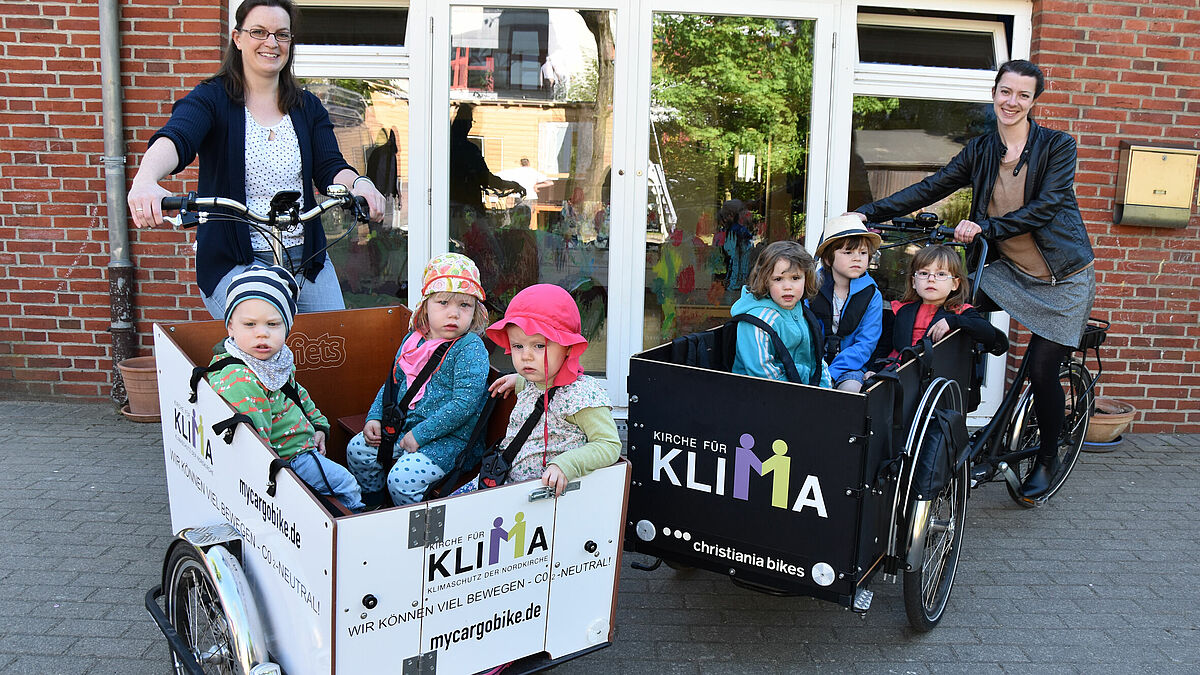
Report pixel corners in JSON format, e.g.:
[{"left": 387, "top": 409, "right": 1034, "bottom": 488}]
[{"left": 420, "top": 252, "right": 486, "bottom": 301}]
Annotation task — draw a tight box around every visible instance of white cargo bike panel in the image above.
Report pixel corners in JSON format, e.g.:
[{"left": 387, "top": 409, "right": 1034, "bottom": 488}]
[
  {"left": 336, "top": 465, "right": 629, "bottom": 673},
  {"left": 155, "top": 324, "right": 335, "bottom": 675},
  {"left": 155, "top": 323, "right": 629, "bottom": 675}
]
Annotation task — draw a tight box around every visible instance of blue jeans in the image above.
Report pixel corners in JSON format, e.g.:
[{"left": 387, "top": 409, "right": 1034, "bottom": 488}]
[
  {"left": 202, "top": 247, "right": 345, "bottom": 319},
  {"left": 289, "top": 449, "right": 364, "bottom": 512}
]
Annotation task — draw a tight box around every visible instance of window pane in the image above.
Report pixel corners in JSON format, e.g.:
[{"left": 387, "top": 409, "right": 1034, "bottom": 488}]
[
  {"left": 299, "top": 8, "right": 407, "bottom": 46},
  {"left": 643, "top": 14, "right": 815, "bottom": 350},
  {"left": 857, "top": 24, "right": 997, "bottom": 70},
  {"left": 849, "top": 96, "right": 991, "bottom": 300},
  {"left": 302, "top": 78, "right": 410, "bottom": 308},
  {"left": 449, "top": 9, "right": 616, "bottom": 376}
]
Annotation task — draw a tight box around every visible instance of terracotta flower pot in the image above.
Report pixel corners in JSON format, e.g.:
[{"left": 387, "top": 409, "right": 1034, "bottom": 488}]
[
  {"left": 1085, "top": 397, "right": 1136, "bottom": 443},
  {"left": 118, "top": 355, "right": 160, "bottom": 421}
]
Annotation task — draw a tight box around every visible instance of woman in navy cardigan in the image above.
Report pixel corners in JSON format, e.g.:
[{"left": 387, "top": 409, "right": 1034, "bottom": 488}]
[{"left": 127, "top": 0, "right": 384, "bottom": 318}]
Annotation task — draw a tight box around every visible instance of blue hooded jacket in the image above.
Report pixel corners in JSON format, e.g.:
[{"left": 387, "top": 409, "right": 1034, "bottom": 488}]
[
  {"left": 807, "top": 270, "right": 883, "bottom": 383},
  {"left": 730, "top": 286, "right": 832, "bottom": 387}
]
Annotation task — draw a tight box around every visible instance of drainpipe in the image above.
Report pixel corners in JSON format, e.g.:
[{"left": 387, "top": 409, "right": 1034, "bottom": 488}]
[{"left": 99, "top": 0, "right": 135, "bottom": 404}]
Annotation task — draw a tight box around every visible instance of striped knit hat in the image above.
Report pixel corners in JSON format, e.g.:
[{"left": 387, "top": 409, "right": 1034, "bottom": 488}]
[{"left": 224, "top": 265, "right": 299, "bottom": 332}]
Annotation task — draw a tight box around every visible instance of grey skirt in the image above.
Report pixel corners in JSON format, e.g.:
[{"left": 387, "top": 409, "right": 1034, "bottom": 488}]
[{"left": 979, "top": 260, "right": 1096, "bottom": 348}]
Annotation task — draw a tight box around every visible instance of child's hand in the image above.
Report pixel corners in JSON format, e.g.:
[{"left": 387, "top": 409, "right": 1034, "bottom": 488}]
[
  {"left": 400, "top": 431, "right": 420, "bottom": 453},
  {"left": 363, "top": 420, "right": 382, "bottom": 447},
  {"left": 314, "top": 430, "right": 327, "bottom": 455},
  {"left": 541, "top": 464, "right": 568, "bottom": 496},
  {"left": 489, "top": 373, "right": 520, "bottom": 398},
  {"left": 928, "top": 318, "right": 951, "bottom": 342}
]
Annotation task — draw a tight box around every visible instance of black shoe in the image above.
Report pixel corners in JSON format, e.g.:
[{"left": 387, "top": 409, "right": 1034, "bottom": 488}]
[
  {"left": 361, "top": 489, "right": 392, "bottom": 509},
  {"left": 1020, "top": 461, "right": 1054, "bottom": 498}
]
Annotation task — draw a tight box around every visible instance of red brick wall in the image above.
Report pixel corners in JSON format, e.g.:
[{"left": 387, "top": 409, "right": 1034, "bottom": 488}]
[
  {"left": 0, "top": 0, "right": 222, "bottom": 400},
  {"left": 1031, "top": 0, "right": 1200, "bottom": 432},
  {"left": 4, "top": 1, "right": 1200, "bottom": 433}
]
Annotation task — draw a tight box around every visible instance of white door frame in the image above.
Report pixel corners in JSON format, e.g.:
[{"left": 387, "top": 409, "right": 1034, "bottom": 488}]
[
  {"left": 407, "top": 0, "right": 1029, "bottom": 414},
  {"left": 622, "top": 0, "right": 839, "bottom": 405},
  {"left": 415, "top": 0, "right": 630, "bottom": 406}
]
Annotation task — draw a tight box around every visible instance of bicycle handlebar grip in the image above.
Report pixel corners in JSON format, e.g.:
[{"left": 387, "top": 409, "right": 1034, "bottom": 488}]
[
  {"left": 353, "top": 195, "right": 370, "bottom": 222},
  {"left": 160, "top": 192, "right": 197, "bottom": 213},
  {"left": 936, "top": 225, "right": 957, "bottom": 238}
]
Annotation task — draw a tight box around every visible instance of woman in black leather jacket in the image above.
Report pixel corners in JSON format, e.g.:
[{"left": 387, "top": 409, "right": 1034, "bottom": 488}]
[{"left": 851, "top": 60, "right": 1096, "bottom": 499}]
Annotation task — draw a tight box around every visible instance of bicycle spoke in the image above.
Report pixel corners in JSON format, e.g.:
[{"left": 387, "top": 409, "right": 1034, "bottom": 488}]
[{"left": 920, "top": 492, "right": 956, "bottom": 608}]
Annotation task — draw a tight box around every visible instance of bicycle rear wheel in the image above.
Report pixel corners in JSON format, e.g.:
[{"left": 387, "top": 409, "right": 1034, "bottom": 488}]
[{"left": 1005, "top": 360, "right": 1093, "bottom": 506}]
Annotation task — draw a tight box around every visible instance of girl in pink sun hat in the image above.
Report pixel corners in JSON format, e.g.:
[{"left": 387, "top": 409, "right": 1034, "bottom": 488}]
[{"left": 455, "top": 283, "right": 621, "bottom": 498}]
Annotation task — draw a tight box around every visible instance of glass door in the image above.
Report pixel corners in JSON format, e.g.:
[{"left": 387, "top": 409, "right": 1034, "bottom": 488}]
[
  {"left": 434, "top": 3, "right": 624, "bottom": 379},
  {"left": 630, "top": 2, "right": 835, "bottom": 389},
  {"left": 424, "top": 1, "right": 831, "bottom": 407}
]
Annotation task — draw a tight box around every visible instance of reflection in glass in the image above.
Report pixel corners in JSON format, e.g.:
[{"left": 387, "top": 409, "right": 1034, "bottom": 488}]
[
  {"left": 857, "top": 24, "right": 998, "bottom": 70},
  {"left": 298, "top": 8, "right": 408, "bottom": 47},
  {"left": 449, "top": 9, "right": 615, "bottom": 375},
  {"left": 849, "top": 96, "right": 992, "bottom": 300},
  {"left": 303, "top": 78, "right": 410, "bottom": 308},
  {"left": 643, "top": 14, "right": 815, "bottom": 349}
]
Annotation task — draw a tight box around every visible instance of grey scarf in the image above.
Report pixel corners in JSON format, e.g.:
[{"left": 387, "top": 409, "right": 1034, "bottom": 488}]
[{"left": 223, "top": 338, "right": 295, "bottom": 392}]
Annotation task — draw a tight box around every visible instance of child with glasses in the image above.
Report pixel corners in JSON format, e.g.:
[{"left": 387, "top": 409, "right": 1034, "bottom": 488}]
[{"left": 871, "top": 245, "right": 1006, "bottom": 372}]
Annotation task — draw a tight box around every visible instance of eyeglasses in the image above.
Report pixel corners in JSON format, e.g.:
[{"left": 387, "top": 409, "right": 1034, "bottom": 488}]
[
  {"left": 241, "top": 28, "right": 294, "bottom": 43},
  {"left": 913, "top": 270, "right": 954, "bottom": 281}
]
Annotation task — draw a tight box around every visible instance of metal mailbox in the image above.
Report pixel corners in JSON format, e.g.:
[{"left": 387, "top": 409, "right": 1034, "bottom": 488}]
[{"left": 1115, "top": 140, "right": 1200, "bottom": 228}]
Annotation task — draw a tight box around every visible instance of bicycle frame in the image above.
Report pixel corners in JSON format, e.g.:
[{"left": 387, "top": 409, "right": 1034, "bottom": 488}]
[
  {"left": 870, "top": 215, "right": 1107, "bottom": 502},
  {"left": 966, "top": 353, "right": 1035, "bottom": 470}
]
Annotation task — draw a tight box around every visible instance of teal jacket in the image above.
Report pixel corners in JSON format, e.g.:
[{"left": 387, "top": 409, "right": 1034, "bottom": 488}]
[
  {"left": 731, "top": 286, "right": 832, "bottom": 387},
  {"left": 366, "top": 331, "right": 490, "bottom": 471}
]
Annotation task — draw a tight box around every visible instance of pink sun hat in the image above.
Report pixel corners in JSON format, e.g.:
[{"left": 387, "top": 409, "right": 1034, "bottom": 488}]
[{"left": 487, "top": 284, "right": 587, "bottom": 387}]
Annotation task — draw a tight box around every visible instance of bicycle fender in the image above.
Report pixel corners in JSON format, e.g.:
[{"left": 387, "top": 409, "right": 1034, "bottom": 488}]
[{"left": 170, "top": 524, "right": 273, "bottom": 673}]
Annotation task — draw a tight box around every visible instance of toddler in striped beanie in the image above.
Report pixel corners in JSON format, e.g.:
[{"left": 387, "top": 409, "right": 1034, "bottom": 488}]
[{"left": 207, "top": 265, "right": 365, "bottom": 512}]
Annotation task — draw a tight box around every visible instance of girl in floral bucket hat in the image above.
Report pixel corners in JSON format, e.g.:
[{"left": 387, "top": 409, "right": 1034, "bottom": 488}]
[
  {"left": 456, "top": 283, "right": 621, "bottom": 499},
  {"left": 346, "top": 253, "right": 491, "bottom": 507}
]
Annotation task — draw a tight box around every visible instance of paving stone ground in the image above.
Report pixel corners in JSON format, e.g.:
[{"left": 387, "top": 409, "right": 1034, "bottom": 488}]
[{"left": 1, "top": 400, "right": 1197, "bottom": 674}]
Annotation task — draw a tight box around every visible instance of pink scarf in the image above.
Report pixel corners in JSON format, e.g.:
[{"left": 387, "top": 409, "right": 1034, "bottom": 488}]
[{"left": 397, "top": 332, "right": 452, "bottom": 409}]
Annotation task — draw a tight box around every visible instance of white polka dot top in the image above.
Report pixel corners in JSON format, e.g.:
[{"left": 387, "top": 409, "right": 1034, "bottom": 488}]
[{"left": 244, "top": 109, "right": 305, "bottom": 251}]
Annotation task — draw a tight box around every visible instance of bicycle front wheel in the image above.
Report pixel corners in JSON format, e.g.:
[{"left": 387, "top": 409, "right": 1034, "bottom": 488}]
[
  {"left": 1005, "top": 361, "right": 1094, "bottom": 506},
  {"left": 165, "top": 545, "right": 240, "bottom": 675},
  {"left": 903, "top": 459, "right": 968, "bottom": 631}
]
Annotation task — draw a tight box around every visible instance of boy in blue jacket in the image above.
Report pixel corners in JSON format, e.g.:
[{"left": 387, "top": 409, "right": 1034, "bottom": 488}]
[
  {"left": 731, "top": 240, "right": 832, "bottom": 387},
  {"left": 807, "top": 215, "right": 884, "bottom": 392}
]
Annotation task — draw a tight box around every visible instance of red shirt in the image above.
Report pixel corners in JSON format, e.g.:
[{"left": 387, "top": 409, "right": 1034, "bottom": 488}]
[{"left": 888, "top": 300, "right": 974, "bottom": 358}]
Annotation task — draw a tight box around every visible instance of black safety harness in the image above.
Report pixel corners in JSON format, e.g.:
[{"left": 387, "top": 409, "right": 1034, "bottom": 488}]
[
  {"left": 189, "top": 355, "right": 331, "bottom": 497},
  {"left": 375, "top": 340, "right": 457, "bottom": 471},
  {"left": 808, "top": 281, "right": 876, "bottom": 363}
]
